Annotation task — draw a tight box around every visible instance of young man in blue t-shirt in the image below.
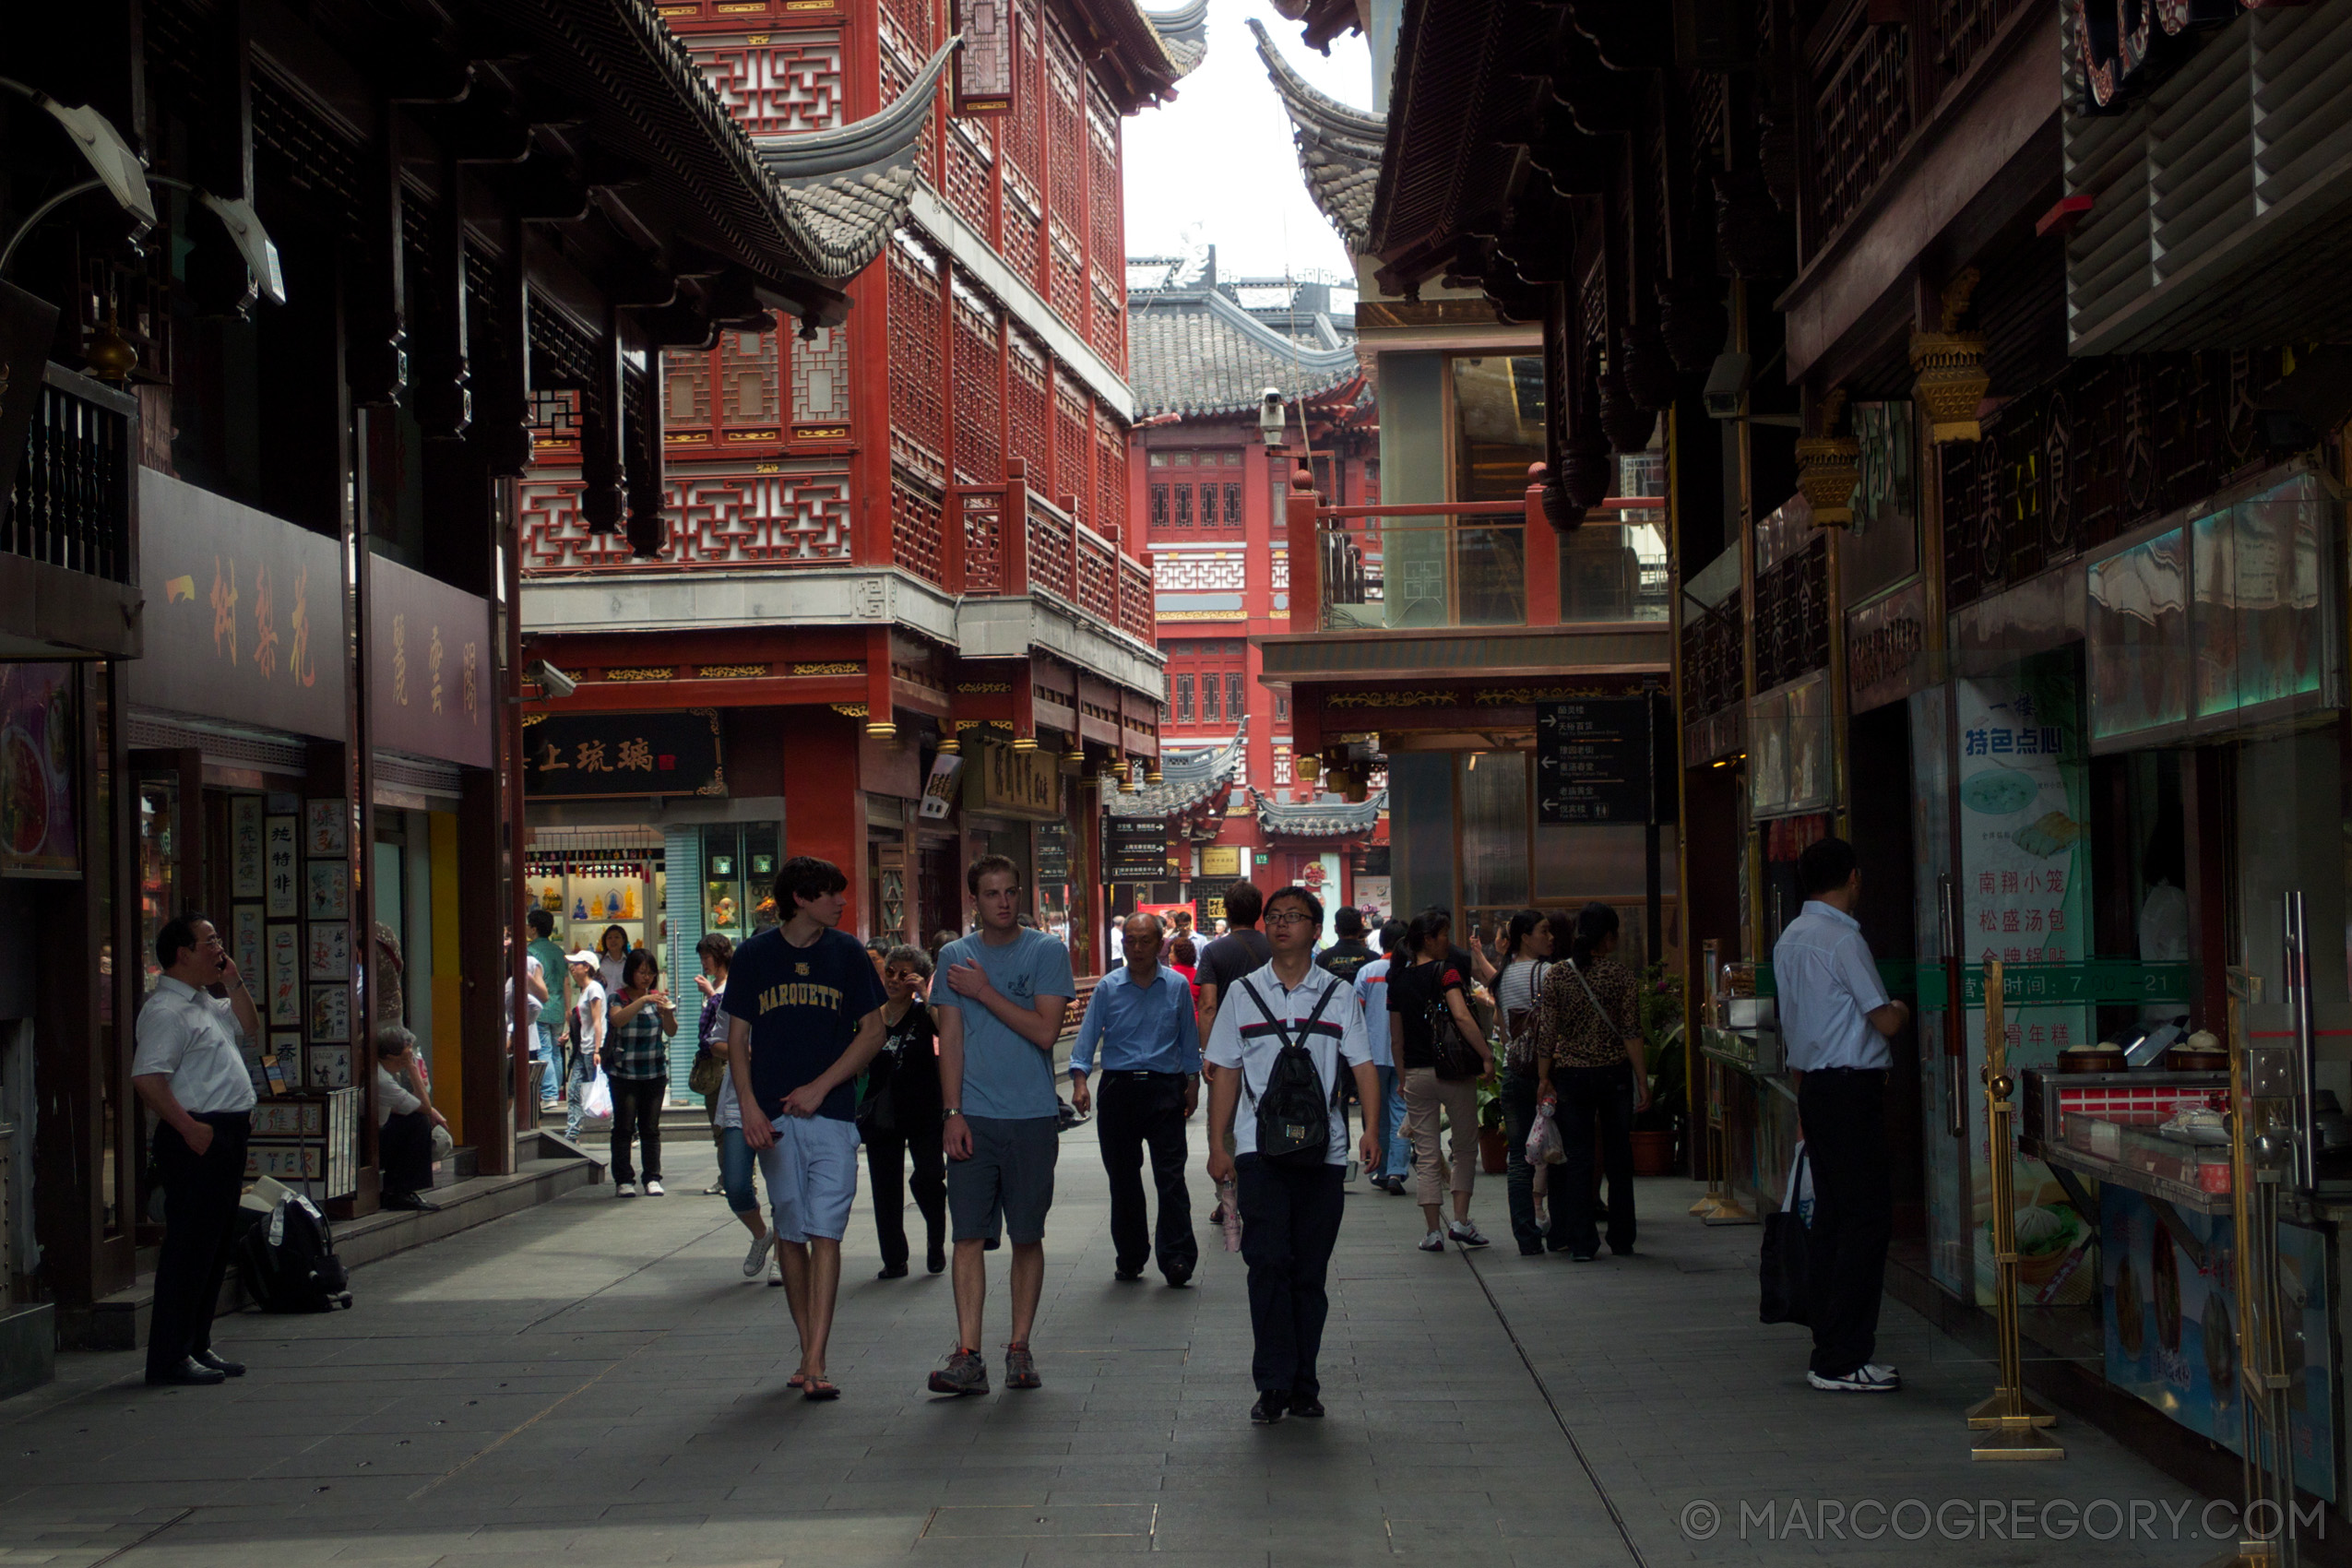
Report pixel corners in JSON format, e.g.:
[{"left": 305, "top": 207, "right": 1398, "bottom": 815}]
[
  {"left": 928, "top": 853, "right": 1075, "bottom": 1396},
  {"left": 722, "top": 855, "right": 887, "bottom": 1401}
]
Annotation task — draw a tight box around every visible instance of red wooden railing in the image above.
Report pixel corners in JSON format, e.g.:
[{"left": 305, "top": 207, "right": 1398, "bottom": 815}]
[{"left": 943, "top": 457, "right": 1157, "bottom": 647}]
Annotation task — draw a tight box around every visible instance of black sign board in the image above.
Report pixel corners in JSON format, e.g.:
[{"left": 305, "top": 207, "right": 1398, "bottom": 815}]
[
  {"left": 1036, "top": 821, "right": 1071, "bottom": 885},
  {"left": 1535, "top": 697, "right": 1654, "bottom": 825},
  {"left": 1100, "top": 814, "right": 1170, "bottom": 884},
  {"left": 523, "top": 709, "right": 723, "bottom": 799}
]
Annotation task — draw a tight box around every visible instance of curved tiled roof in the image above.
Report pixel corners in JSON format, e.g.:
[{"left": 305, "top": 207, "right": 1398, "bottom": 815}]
[
  {"left": 1108, "top": 719, "right": 1248, "bottom": 818},
  {"left": 1144, "top": 0, "right": 1211, "bottom": 76},
  {"left": 1125, "top": 284, "right": 1360, "bottom": 418},
  {"left": 1249, "top": 18, "right": 1384, "bottom": 256},
  {"left": 754, "top": 36, "right": 960, "bottom": 279},
  {"left": 1251, "top": 787, "right": 1387, "bottom": 839}
]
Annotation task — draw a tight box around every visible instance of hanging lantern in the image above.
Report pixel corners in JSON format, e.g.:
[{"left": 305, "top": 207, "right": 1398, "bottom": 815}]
[
  {"left": 1794, "top": 389, "right": 1861, "bottom": 528},
  {"left": 1909, "top": 267, "right": 1989, "bottom": 445}
]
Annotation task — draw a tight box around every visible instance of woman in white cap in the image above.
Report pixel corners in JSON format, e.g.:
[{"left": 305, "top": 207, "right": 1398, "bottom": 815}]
[{"left": 564, "top": 948, "right": 607, "bottom": 1142}]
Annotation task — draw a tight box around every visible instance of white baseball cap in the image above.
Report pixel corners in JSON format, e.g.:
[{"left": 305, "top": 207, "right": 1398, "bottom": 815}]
[{"left": 566, "top": 949, "right": 600, "bottom": 966}]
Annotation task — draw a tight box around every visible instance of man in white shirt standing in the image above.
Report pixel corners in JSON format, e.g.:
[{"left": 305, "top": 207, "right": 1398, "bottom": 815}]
[
  {"left": 1205, "top": 885, "right": 1380, "bottom": 1426},
  {"left": 132, "top": 914, "right": 262, "bottom": 1386},
  {"left": 1772, "top": 837, "right": 1909, "bottom": 1395}
]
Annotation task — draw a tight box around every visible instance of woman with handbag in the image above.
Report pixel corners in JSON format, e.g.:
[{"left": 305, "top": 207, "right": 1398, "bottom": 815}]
[
  {"left": 605, "top": 950, "right": 677, "bottom": 1198},
  {"left": 1491, "top": 910, "right": 1555, "bottom": 1255},
  {"left": 1532, "top": 903, "right": 1649, "bottom": 1261},
  {"left": 1388, "top": 909, "right": 1495, "bottom": 1253},
  {"left": 859, "top": 944, "right": 946, "bottom": 1279},
  {"left": 690, "top": 933, "right": 735, "bottom": 1194}
]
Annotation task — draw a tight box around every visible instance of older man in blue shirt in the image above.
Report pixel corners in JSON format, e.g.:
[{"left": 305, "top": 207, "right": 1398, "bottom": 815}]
[
  {"left": 1774, "top": 836, "right": 1910, "bottom": 1395},
  {"left": 1071, "top": 911, "right": 1203, "bottom": 1286}
]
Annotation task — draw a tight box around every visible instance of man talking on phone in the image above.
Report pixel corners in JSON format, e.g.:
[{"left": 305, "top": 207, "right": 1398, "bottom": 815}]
[{"left": 132, "top": 914, "right": 262, "bottom": 1386}]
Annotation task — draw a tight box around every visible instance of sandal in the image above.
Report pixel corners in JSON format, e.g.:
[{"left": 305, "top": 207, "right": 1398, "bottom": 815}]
[
  {"left": 802, "top": 1377, "right": 840, "bottom": 1401},
  {"left": 786, "top": 1372, "right": 806, "bottom": 1389}
]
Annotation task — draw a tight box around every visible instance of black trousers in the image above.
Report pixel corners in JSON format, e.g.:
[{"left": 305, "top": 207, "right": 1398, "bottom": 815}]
[
  {"left": 147, "top": 1111, "right": 250, "bottom": 1380},
  {"left": 864, "top": 1123, "right": 947, "bottom": 1270},
  {"left": 1499, "top": 1069, "right": 1545, "bottom": 1253},
  {"left": 380, "top": 1109, "right": 434, "bottom": 1195},
  {"left": 610, "top": 1077, "right": 664, "bottom": 1183},
  {"left": 1096, "top": 1074, "right": 1196, "bottom": 1282},
  {"left": 1552, "top": 1063, "right": 1636, "bottom": 1256},
  {"left": 1235, "top": 1154, "right": 1344, "bottom": 1396},
  {"left": 1797, "top": 1067, "right": 1892, "bottom": 1377}
]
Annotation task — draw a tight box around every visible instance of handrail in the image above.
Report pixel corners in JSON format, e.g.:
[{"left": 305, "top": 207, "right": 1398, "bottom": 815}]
[{"left": 1313, "top": 496, "right": 1664, "bottom": 519}]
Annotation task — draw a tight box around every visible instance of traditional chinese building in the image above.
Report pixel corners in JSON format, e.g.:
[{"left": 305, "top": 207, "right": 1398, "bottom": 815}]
[
  {"left": 515, "top": 0, "right": 1201, "bottom": 1089},
  {"left": 1117, "top": 249, "right": 1385, "bottom": 930},
  {"left": 2, "top": 0, "right": 863, "bottom": 1378}
]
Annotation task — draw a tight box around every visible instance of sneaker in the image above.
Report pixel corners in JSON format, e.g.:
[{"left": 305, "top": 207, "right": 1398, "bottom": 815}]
[
  {"left": 766, "top": 1253, "right": 783, "bottom": 1288},
  {"left": 742, "top": 1231, "right": 774, "bottom": 1278},
  {"left": 1289, "top": 1394, "right": 1325, "bottom": 1419},
  {"left": 1004, "top": 1342, "right": 1040, "bottom": 1390},
  {"left": 1447, "top": 1220, "right": 1491, "bottom": 1250},
  {"left": 1250, "top": 1390, "right": 1288, "bottom": 1425},
  {"left": 644, "top": 1179, "right": 665, "bottom": 1196},
  {"left": 702, "top": 1182, "right": 725, "bottom": 1196},
  {"left": 615, "top": 1182, "right": 637, "bottom": 1198},
  {"left": 1417, "top": 1231, "right": 1445, "bottom": 1253},
  {"left": 1382, "top": 1176, "right": 1408, "bottom": 1195},
  {"left": 1808, "top": 1363, "right": 1901, "bottom": 1394},
  {"left": 929, "top": 1347, "right": 989, "bottom": 1396}
]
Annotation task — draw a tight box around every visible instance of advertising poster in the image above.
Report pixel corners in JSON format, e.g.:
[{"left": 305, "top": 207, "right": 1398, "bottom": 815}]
[
  {"left": 1958, "top": 653, "right": 2095, "bottom": 1307},
  {"left": 2104, "top": 1186, "right": 2334, "bottom": 1500},
  {"left": 0, "top": 661, "right": 78, "bottom": 877}
]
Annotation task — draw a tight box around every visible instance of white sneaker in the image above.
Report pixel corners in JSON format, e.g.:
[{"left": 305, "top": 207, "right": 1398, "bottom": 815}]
[
  {"left": 1447, "top": 1220, "right": 1491, "bottom": 1249},
  {"left": 644, "top": 1179, "right": 665, "bottom": 1196},
  {"left": 1417, "top": 1231, "right": 1446, "bottom": 1253},
  {"left": 766, "top": 1253, "right": 784, "bottom": 1287},
  {"left": 615, "top": 1182, "right": 637, "bottom": 1197},
  {"left": 1808, "top": 1363, "right": 1901, "bottom": 1393},
  {"left": 742, "top": 1231, "right": 774, "bottom": 1278}
]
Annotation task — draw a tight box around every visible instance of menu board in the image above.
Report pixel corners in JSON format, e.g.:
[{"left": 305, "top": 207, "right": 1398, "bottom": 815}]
[
  {"left": 1535, "top": 698, "right": 1651, "bottom": 824},
  {"left": 1100, "top": 814, "right": 1170, "bottom": 884}
]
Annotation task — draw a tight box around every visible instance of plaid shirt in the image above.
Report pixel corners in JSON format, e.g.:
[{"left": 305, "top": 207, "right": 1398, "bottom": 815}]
[
  {"left": 1531, "top": 957, "right": 1638, "bottom": 1071},
  {"left": 609, "top": 991, "right": 671, "bottom": 1080}
]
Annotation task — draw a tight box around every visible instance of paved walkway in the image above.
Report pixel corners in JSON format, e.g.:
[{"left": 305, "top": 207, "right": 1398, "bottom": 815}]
[{"left": 2, "top": 1126, "right": 2228, "bottom": 1566}]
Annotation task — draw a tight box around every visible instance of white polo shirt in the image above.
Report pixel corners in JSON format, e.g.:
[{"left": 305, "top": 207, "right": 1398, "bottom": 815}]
[
  {"left": 131, "top": 976, "right": 259, "bottom": 1115},
  {"left": 1773, "top": 900, "right": 1893, "bottom": 1073},
  {"left": 1205, "top": 960, "right": 1372, "bottom": 1165}
]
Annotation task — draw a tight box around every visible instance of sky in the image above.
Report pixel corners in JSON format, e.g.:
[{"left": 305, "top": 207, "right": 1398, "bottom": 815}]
[{"left": 1121, "top": 0, "right": 1374, "bottom": 289}]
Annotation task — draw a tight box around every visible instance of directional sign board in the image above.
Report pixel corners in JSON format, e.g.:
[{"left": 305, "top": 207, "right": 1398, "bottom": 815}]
[
  {"left": 1100, "top": 814, "right": 1171, "bottom": 884},
  {"left": 1535, "top": 697, "right": 1652, "bottom": 825}
]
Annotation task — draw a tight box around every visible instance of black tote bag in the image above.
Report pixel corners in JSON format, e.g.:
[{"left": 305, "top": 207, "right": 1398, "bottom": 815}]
[{"left": 1759, "top": 1143, "right": 1814, "bottom": 1326}]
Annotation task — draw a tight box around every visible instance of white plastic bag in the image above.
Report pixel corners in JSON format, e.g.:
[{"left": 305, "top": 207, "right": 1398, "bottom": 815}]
[
  {"left": 582, "top": 1067, "right": 613, "bottom": 1121},
  {"left": 1782, "top": 1140, "right": 1814, "bottom": 1228},
  {"left": 1527, "top": 1099, "right": 1567, "bottom": 1166}
]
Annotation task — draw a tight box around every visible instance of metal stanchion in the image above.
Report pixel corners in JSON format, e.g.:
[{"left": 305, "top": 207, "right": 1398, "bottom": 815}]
[{"left": 1967, "top": 959, "right": 2063, "bottom": 1459}]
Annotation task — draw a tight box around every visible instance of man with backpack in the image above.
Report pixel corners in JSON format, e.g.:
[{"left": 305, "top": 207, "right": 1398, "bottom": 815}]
[{"left": 1204, "top": 885, "right": 1380, "bottom": 1426}]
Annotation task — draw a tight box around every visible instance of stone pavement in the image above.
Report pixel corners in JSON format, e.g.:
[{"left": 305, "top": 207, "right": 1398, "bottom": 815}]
[{"left": 1, "top": 1126, "right": 2229, "bottom": 1567}]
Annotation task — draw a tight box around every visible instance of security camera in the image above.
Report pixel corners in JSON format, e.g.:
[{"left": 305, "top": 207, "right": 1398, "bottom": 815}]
[
  {"left": 526, "top": 659, "right": 577, "bottom": 700},
  {"left": 1704, "top": 352, "right": 1752, "bottom": 420},
  {"left": 1259, "top": 388, "right": 1286, "bottom": 447}
]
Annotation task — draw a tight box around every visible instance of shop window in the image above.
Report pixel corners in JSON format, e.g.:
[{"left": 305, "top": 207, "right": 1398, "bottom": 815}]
[
  {"left": 1452, "top": 354, "right": 1546, "bottom": 504},
  {"left": 1176, "top": 672, "right": 1194, "bottom": 723}
]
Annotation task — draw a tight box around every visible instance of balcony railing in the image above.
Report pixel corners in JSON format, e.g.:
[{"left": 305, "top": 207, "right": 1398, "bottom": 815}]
[
  {"left": 5, "top": 363, "right": 137, "bottom": 585},
  {"left": 1302, "top": 496, "right": 1669, "bottom": 633},
  {"left": 945, "top": 458, "right": 1156, "bottom": 647}
]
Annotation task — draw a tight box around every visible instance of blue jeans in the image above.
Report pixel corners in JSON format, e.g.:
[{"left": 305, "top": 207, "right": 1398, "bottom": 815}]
[
  {"left": 717, "top": 1125, "right": 759, "bottom": 1217},
  {"left": 1376, "top": 1065, "right": 1408, "bottom": 1181},
  {"left": 535, "top": 1022, "right": 561, "bottom": 1105},
  {"left": 564, "top": 1048, "right": 595, "bottom": 1140}
]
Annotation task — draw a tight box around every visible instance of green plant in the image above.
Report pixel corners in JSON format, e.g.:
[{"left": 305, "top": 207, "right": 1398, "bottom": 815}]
[
  {"left": 1634, "top": 961, "right": 1689, "bottom": 1134},
  {"left": 1476, "top": 1075, "right": 1505, "bottom": 1131}
]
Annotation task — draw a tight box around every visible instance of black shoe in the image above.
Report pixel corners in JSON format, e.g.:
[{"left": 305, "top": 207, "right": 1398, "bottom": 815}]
[
  {"left": 1163, "top": 1273, "right": 1193, "bottom": 1289},
  {"left": 147, "top": 1357, "right": 226, "bottom": 1387},
  {"left": 1289, "top": 1394, "right": 1325, "bottom": 1419},
  {"left": 877, "top": 1263, "right": 909, "bottom": 1279},
  {"left": 382, "top": 1190, "right": 440, "bottom": 1212},
  {"left": 926, "top": 1241, "right": 946, "bottom": 1275},
  {"left": 193, "top": 1349, "right": 246, "bottom": 1377},
  {"left": 1518, "top": 1244, "right": 1545, "bottom": 1257},
  {"left": 1568, "top": 1252, "right": 1598, "bottom": 1263},
  {"left": 1250, "top": 1390, "right": 1288, "bottom": 1425},
  {"left": 1113, "top": 1269, "right": 1145, "bottom": 1283},
  {"left": 1609, "top": 1243, "right": 1635, "bottom": 1256}
]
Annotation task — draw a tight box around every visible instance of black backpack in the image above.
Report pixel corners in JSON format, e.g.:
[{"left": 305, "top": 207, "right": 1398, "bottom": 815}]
[
  {"left": 234, "top": 1190, "right": 352, "bottom": 1313},
  {"left": 1236, "top": 978, "right": 1342, "bottom": 1169}
]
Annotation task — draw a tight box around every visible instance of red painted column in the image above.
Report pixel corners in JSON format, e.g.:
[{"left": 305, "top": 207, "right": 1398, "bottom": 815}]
[
  {"left": 1525, "top": 478, "right": 1561, "bottom": 625},
  {"left": 783, "top": 709, "right": 867, "bottom": 932}
]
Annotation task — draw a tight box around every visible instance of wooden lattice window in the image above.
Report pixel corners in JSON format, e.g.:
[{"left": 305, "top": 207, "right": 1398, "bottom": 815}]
[
  {"left": 1095, "top": 409, "right": 1126, "bottom": 535},
  {"left": 1087, "top": 98, "right": 1122, "bottom": 275},
  {"left": 719, "top": 328, "right": 780, "bottom": 433},
  {"left": 1052, "top": 375, "right": 1088, "bottom": 523},
  {"left": 892, "top": 480, "right": 945, "bottom": 586},
  {"left": 1176, "top": 673, "right": 1194, "bottom": 723},
  {"left": 949, "top": 275, "right": 1004, "bottom": 484},
  {"left": 1008, "top": 330, "right": 1050, "bottom": 480},
  {"left": 888, "top": 235, "right": 945, "bottom": 483}
]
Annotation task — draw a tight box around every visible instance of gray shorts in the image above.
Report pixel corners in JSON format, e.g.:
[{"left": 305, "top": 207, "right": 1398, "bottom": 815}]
[{"left": 947, "top": 1114, "right": 1059, "bottom": 1245}]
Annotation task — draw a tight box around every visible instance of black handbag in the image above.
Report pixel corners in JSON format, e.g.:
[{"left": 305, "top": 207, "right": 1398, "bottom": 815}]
[
  {"left": 1420, "top": 965, "right": 1485, "bottom": 1081},
  {"left": 1759, "top": 1144, "right": 1814, "bottom": 1325}
]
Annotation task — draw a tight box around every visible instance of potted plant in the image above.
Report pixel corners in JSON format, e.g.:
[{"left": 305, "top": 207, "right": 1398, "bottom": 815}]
[
  {"left": 1476, "top": 1075, "right": 1510, "bottom": 1175},
  {"left": 1631, "top": 962, "right": 1686, "bottom": 1176}
]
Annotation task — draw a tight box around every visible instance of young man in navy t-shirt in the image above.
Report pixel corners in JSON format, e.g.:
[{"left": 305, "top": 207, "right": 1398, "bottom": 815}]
[{"left": 722, "top": 855, "right": 887, "bottom": 1400}]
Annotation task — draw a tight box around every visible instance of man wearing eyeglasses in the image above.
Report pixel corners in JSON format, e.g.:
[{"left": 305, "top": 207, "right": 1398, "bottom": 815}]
[{"left": 1070, "top": 912, "right": 1202, "bottom": 1287}]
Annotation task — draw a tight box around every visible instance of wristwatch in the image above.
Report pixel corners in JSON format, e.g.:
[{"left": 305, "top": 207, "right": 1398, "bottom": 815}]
[{"left": 941, "top": 1107, "right": 963, "bottom": 1123}]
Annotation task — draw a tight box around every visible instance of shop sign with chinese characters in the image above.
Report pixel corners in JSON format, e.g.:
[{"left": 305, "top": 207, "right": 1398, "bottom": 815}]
[
  {"left": 126, "top": 470, "right": 345, "bottom": 738},
  {"left": 522, "top": 710, "right": 724, "bottom": 800},
  {"left": 965, "top": 739, "right": 1061, "bottom": 821},
  {"left": 368, "top": 557, "right": 494, "bottom": 768}
]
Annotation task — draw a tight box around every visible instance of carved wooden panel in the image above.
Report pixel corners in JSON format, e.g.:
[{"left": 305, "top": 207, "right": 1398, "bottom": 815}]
[
  {"left": 688, "top": 32, "right": 847, "bottom": 135},
  {"left": 950, "top": 276, "right": 1004, "bottom": 484},
  {"left": 887, "top": 235, "right": 945, "bottom": 486},
  {"left": 520, "top": 470, "right": 853, "bottom": 570},
  {"left": 1008, "top": 331, "right": 1051, "bottom": 480},
  {"left": 893, "top": 480, "right": 945, "bottom": 586}
]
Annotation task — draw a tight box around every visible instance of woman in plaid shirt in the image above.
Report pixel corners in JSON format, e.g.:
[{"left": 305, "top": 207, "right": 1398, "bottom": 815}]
[{"left": 608, "top": 948, "right": 678, "bottom": 1197}]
